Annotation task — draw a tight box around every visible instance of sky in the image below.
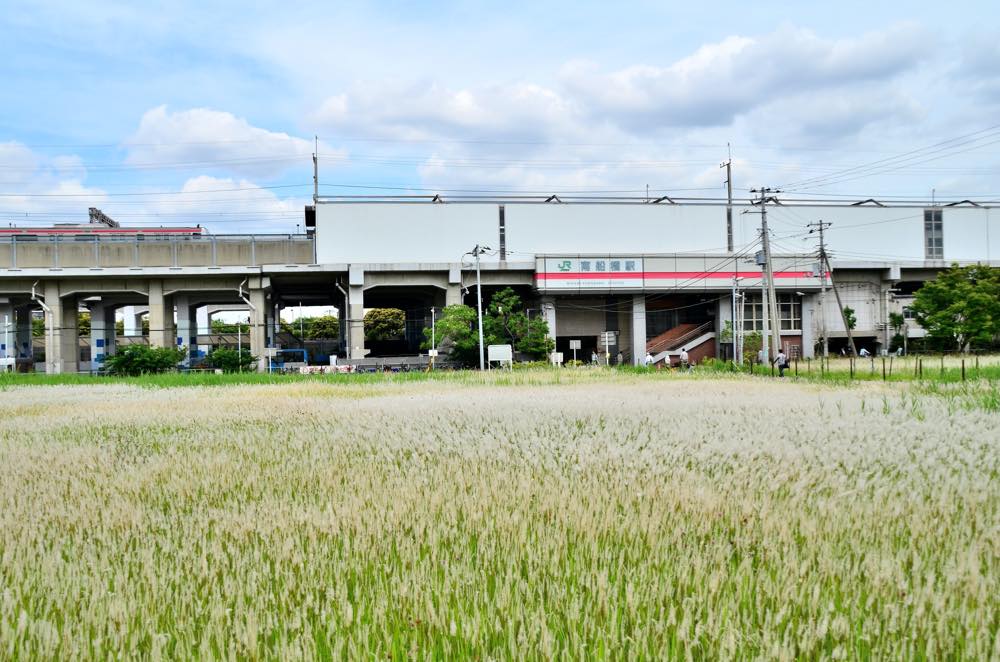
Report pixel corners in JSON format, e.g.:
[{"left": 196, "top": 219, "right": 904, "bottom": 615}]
[{"left": 2, "top": 1, "right": 1000, "bottom": 234}]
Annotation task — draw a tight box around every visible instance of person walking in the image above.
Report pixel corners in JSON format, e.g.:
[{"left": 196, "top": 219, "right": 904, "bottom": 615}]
[
  {"left": 616, "top": 350, "right": 624, "bottom": 366},
  {"left": 644, "top": 351, "right": 654, "bottom": 367},
  {"left": 590, "top": 349, "right": 599, "bottom": 366},
  {"left": 679, "top": 348, "right": 690, "bottom": 372},
  {"left": 776, "top": 349, "right": 788, "bottom": 377}
]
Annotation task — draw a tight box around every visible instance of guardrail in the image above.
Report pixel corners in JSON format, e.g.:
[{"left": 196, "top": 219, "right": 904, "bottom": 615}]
[{"left": 0, "top": 234, "right": 315, "bottom": 269}]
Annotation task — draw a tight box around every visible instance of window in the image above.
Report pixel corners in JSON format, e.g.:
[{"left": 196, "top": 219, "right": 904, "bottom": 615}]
[
  {"left": 924, "top": 208, "right": 943, "bottom": 260},
  {"left": 902, "top": 306, "right": 916, "bottom": 320},
  {"left": 742, "top": 293, "right": 802, "bottom": 331}
]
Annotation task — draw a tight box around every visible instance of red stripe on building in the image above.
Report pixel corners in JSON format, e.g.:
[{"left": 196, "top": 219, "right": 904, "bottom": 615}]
[{"left": 536, "top": 271, "right": 816, "bottom": 280}]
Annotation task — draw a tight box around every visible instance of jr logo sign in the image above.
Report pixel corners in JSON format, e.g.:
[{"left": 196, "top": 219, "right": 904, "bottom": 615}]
[{"left": 557, "top": 260, "right": 572, "bottom": 272}]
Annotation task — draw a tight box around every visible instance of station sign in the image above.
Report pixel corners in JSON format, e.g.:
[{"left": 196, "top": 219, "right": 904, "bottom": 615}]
[{"left": 537, "top": 257, "right": 644, "bottom": 290}]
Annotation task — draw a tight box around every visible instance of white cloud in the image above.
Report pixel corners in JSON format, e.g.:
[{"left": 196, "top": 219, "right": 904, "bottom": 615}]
[
  {"left": 0, "top": 142, "right": 107, "bottom": 219},
  {"left": 560, "top": 23, "right": 929, "bottom": 131},
  {"left": 107, "top": 176, "right": 307, "bottom": 234},
  {"left": 314, "top": 81, "right": 582, "bottom": 144},
  {"left": 125, "top": 106, "right": 343, "bottom": 178}
]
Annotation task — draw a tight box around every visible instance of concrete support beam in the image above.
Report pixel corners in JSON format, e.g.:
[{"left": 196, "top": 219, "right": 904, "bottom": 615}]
[
  {"left": 541, "top": 296, "right": 557, "bottom": 348},
  {"left": 147, "top": 281, "right": 173, "bottom": 348},
  {"left": 249, "top": 289, "right": 268, "bottom": 372},
  {"left": 122, "top": 305, "right": 147, "bottom": 336},
  {"left": 445, "top": 284, "right": 463, "bottom": 307},
  {"left": 88, "top": 304, "right": 114, "bottom": 373},
  {"left": 195, "top": 305, "right": 211, "bottom": 356},
  {"left": 801, "top": 294, "right": 816, "bottom": 359},
  {"left": 631, "top": 294, "right": 646, "bottom": 366},
  {"left": 16, "top": 306, "right": 32, "bottom": 360},
  {"left": 43, "top": 283, "right": 79, "bottom": 374},
  {"left": 174, "top": 295, "right": 197, "bottom": 366},
  {"left": 348, "top": 284, "right": 367, "bottom": 359},
  {"left": 0, "top": 303, "right": 13, "bottom": 359}
]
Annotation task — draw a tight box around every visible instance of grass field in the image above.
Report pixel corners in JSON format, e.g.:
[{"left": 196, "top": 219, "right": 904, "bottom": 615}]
[{"left": 1, "top": 375, "right": 998, "bottom": 659}]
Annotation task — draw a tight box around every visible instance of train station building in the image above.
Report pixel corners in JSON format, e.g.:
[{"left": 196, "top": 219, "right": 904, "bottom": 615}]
[{"left": 1, "top": 196, "right": 997, "bottom": 371}]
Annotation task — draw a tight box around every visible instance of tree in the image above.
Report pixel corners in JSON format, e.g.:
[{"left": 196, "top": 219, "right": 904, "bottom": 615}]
[
  {"left": 910, "top": 264, "right": 1000, "bottom": 352},
  {"left": 482, "top": 288, "right": 554, "bottom": 360},
  {"left": 78, "top": 312, "right": 91, "bottom": 336},
  {"left": 363, "top": 308, "right": 405, "bottom": 342},
  {"left": 842, "top": 306, "right": 857, "bottom": 331},
  {"left": 424, "top": 290, "right": 554, "bottom": 366},
  {"left": 104, "top": 345, "right": 186, "bottom": 376},
  {"left": 422, "top": 304, "right": 479, "bottom": 366},
  {"left": 211, "top": 319, "right": 249, "bottom": 334},
  {"left": 305, "top": 315, "right": 339, "bottom": 340},
  {"left": 281, "top": 315, "right": 339, "bottom": 340},
  {"left": 888, "top": 311, "right": 907, "bottom": 353},
  {"left": 206, "top": 347, "right": 256, "bottom": 373}
]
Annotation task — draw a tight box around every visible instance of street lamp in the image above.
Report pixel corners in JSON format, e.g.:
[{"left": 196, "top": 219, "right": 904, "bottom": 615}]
[{"left": 464, "top": 244, "right": 491, "bottom": 370}]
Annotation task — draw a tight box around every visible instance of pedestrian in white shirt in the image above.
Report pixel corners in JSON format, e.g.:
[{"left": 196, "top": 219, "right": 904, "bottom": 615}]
[{"left": 679, "top": 348, "right": 690, "bottom": 372}]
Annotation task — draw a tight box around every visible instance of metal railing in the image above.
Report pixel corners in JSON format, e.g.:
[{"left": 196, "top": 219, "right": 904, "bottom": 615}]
[{"left": 647, "top": 321, "right": 715, "bottom": 355}]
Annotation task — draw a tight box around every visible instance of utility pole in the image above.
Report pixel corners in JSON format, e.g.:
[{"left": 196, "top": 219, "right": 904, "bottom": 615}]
[
  {"left": 312, "top": 136, "right": 319, "bottom": 204},
  {"left": 467, "top": 244, "right": 491, "bottom": 371},
  {"left": 721, "top": 147, "right": 733, "bottom": 252},
  {"left": 807, "top": 221, "right": 831, "bottom": 358},
  {"left": 751, "top": 187, "right": 782, "bottom": 363}
]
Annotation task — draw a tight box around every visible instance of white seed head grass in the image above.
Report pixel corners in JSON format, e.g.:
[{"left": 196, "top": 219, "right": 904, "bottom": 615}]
[{"left": 0, "top": 376, "right": 997, "bottom": 659}]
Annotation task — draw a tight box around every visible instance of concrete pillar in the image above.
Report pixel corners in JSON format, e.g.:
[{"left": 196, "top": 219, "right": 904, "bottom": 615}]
[
  {"left": 447, "top": 266, "right": 463, "bottom": 307},
  {"left": 631, "top": 294, "right": 646, "bottom": 366},
  {"left": 0, "top": 303, "right": 13, "bottom": 359},
  {"left": 44, "top": 283, "right": 79, "bottom": 374},
  {"left": 122, "top": 305, "right": 147, "bottom": 336},
  {"left": 88, "top": 304, "right": 112, "bottom": 373},
  {"left": 801, "top": 294, "right": 816, "bottom": 359},
  {"left": 147, "top": 281, "right": 173, "bottom": 348},
  {"left": 195, "top": 305, "right": 211, "bottom": 356},
  {"left": 541, "top": 296, "right": 557, "bottom": 348},
  {"left": 16, "top": 306, "right": 33, "bottom": 360},
  {"left": 446, "top": 284, "right": 463, "bottom": 307},
  {"left": 249, "top": 289, "right": 268, "bottom": 372},
  {"left": 348, "top": 284, "right": 367, "bottom": 359},
  {"left": 174, "top": 295, "right": 197, "bottom": 366}
]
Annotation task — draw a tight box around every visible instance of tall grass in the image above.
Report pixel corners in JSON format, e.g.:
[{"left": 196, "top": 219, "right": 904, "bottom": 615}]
[{"left": 1, "top": 377, "right": 998, "bottom": 658}]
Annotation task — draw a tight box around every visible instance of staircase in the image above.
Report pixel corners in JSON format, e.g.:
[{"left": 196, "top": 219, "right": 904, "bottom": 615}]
[
  {"left": 646, "top": 323, "right": 699, "bottom": 355},
  {"left": 646, "top": 321, "right": 716, "bottom": 365}
]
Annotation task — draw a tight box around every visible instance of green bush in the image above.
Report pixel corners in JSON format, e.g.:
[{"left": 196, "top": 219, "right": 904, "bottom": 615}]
[
  {"left": 104, "top": 345, "right": 186, "bottom": 376},
  {"left": 207, "top": 348, "right": 257, "bottom": 373}
]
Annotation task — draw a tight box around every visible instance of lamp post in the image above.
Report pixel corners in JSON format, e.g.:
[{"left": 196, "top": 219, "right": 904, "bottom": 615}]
[{"left": 465, "top": 244, "right": 491, "bottom": 371}]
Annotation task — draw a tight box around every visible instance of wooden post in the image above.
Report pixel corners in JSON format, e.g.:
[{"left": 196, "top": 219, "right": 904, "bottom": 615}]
[
  {"left": 919, "top": 359, "right": 923, "bottom": 379},
  {"left": 940, "top": 354, "right": 944, "bottom": 376},
  {"left": 882, "top": 357, "right": 886, "bottom": 381},
  {"left": 962, "top": 359, "right": 966, "bottom": 382},
  {"left": 850, "top": 359, "right": 854, "bottom": 379},
  {"left": 795, "top": 357, "right": 799, "bottom": 376},
  {"left": 889, "top": 355, "right": 894, "bottom": 378}
]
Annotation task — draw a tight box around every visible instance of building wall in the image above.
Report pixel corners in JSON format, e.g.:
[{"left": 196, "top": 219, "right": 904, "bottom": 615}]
[{"left": 315, "top": 201, "right": 1000, "bottom": 265}]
